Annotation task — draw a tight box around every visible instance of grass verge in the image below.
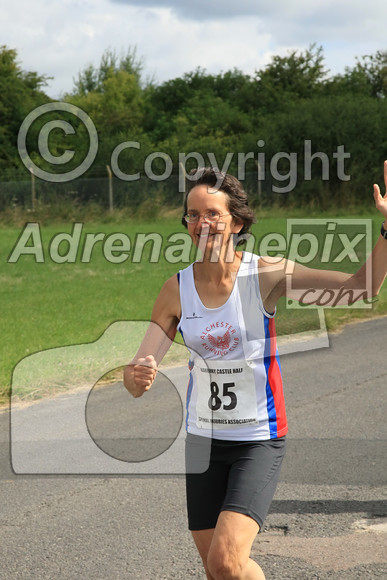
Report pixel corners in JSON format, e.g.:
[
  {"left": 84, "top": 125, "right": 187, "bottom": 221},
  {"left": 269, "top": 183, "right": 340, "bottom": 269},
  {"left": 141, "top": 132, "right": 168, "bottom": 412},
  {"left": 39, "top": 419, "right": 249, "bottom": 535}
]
[{"left": 1, "top": 209, "right": 386, "bottom": 406}]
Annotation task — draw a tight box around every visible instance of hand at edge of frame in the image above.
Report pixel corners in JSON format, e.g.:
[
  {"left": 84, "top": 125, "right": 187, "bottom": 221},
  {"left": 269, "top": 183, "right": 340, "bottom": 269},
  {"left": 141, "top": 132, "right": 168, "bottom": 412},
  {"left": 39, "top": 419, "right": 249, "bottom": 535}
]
[{"left": 373, "top": 160, "right": 387, "bottom": 220}]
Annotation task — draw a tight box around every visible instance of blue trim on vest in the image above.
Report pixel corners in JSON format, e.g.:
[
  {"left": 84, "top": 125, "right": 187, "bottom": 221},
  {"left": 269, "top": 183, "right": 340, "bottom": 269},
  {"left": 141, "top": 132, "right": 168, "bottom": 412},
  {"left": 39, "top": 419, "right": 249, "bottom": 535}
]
[
  {"left": 263, "top": 317, "right": 278, "bottom": 438},
  {"left": 185, "top": 369, "right": 193, "bottom": 431}
]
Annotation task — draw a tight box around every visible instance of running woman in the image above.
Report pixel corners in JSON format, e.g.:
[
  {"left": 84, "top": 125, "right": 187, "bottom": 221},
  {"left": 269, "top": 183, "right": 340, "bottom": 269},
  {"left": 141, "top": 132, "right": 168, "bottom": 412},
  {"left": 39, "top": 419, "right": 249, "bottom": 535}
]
[{"left": 124, "top": 162, "right": 387, "bottom": 580}]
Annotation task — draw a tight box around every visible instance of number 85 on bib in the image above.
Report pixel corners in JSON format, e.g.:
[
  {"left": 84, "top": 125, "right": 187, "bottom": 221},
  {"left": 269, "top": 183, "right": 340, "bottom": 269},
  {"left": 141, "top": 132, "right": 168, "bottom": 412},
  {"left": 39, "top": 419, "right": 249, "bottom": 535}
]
[{"left": 192, "top": 359, "right": 259, "bottom": 430}]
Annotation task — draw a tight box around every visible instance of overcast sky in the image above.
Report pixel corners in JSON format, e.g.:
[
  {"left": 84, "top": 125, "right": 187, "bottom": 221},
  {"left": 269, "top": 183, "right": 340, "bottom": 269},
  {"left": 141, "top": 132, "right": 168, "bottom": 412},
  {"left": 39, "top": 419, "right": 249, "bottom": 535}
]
[{"left": 2, "top": 0, "right": 386, "bottom": 98}]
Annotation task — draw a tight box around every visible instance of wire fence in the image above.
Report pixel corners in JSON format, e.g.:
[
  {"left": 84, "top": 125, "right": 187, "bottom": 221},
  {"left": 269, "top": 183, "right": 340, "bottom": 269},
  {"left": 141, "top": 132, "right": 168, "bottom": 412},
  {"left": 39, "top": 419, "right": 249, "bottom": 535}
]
[{"left": 0, "top": 171, "right": 279, "bottom": 213}]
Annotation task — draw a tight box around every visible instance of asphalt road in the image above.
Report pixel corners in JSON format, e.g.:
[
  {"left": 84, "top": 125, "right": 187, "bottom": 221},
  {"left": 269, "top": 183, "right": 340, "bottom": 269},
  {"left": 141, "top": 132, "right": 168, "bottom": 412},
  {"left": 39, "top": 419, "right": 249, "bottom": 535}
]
[{"left": 0, "top": 317, "right": 386, "bottom": 579}]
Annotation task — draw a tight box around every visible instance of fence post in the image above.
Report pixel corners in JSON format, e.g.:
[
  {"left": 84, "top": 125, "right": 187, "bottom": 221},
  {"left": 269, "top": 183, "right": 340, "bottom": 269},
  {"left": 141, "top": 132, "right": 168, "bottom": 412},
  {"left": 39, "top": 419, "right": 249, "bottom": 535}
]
[
  {"left": 106, "top": 165, "right": 113, "bottom": 211},
  {"left": 255, "top": 160, "right": 262, "bottom": 205},
  {"left": 30, "top": 168, "right": 36, "bottom": 211},
  {"left": 179, "top": 162, "right": 186, "bottom": 204}
]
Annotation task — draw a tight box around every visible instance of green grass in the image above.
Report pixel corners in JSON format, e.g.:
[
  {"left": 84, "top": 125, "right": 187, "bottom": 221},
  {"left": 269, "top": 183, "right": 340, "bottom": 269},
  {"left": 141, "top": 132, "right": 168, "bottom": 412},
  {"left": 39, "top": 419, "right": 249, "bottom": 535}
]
[{"left": 1, "top": 210, "right": 386, "bottom": 406}]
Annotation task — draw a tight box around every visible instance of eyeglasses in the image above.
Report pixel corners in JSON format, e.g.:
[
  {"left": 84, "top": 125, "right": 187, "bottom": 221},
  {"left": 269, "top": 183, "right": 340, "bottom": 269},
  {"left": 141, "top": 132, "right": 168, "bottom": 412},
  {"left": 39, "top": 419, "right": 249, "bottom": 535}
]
[{"left": 184, "top": 210, "right": 231, "bottom": 224}]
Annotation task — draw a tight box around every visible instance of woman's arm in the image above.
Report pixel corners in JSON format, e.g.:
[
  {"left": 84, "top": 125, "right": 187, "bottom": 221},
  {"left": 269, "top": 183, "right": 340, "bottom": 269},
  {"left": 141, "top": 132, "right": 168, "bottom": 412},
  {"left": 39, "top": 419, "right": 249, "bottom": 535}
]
[
  {"left": 123, "top": 274, "right": 181, "bottom": 398},
  {"left": 261, "top": 161, "right": 387, "bottom": 312},
  {"left": 367, "top": 160, "right": 387, "bottom": 294}
]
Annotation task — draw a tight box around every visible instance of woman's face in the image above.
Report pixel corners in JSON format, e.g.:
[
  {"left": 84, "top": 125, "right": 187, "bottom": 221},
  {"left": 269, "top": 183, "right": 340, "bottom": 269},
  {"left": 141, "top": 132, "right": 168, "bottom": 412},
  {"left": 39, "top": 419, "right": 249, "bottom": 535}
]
[{"left": 186, "top": 185, "right": 243, "bottom": 258}]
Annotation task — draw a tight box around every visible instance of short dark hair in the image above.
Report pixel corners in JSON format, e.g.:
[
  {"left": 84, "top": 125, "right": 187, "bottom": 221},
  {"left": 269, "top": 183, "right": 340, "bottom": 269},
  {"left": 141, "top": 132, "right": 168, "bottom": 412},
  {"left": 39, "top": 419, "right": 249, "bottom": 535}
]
[{"left": 181, "top": 167, "right": 256, "bottom": 242}]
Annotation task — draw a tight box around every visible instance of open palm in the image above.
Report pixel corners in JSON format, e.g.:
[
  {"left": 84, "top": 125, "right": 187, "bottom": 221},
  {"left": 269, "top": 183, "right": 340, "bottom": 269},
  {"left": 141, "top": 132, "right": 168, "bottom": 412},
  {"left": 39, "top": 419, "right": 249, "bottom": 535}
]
[{"left": 374, "top": 160, "right": 387, "bottom": 219}]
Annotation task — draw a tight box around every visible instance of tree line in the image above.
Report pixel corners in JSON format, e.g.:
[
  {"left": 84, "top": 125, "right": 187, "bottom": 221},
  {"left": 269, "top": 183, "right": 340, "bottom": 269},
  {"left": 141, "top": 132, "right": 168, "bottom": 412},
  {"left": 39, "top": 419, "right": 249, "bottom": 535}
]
[{"left": 0, "top": 44, "right": 386, "bottom": 208}]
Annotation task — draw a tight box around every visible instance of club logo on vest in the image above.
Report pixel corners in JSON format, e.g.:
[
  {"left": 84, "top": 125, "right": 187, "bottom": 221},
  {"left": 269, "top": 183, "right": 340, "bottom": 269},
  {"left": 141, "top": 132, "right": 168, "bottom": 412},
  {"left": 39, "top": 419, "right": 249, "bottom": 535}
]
[{"left": 200, "top": 321, "right": 239, "bottom": 356}]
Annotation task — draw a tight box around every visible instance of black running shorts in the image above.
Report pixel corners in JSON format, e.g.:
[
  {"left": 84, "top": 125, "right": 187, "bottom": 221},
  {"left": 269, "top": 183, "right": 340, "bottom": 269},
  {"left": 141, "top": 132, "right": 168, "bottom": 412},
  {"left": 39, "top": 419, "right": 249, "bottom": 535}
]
[{"left": 185, "top": 433, "right": 286, "bottom": 531}]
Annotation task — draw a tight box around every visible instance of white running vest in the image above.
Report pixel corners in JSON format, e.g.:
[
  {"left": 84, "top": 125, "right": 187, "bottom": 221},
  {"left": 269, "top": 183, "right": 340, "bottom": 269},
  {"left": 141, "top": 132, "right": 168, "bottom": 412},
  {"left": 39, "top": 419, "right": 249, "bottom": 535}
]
[{"left": 177, "top": 252, "right": 287, "bottom": 441}]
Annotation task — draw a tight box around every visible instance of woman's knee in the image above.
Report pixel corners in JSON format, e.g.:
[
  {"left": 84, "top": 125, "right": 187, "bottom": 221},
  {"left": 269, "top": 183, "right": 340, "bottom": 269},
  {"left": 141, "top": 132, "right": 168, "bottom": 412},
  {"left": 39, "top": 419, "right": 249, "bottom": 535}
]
[{"left": 207, "top": 546, "right": 244, "bottom": 580}]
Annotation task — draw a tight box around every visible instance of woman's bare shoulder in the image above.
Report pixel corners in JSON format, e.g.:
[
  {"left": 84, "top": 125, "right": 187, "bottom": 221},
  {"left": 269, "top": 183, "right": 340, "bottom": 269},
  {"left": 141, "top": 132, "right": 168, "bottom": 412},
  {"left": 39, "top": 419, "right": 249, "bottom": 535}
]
[
  {"left": 161, "top": 273, "right": 180, "bottom": 294},
  {"left": 153, "top": 273, "right": 181, "bottom": 321}
]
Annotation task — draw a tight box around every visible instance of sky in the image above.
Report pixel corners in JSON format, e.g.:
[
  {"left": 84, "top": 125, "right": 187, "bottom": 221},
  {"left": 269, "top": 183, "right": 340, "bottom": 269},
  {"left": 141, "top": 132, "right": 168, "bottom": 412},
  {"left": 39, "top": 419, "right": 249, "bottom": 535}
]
[{"left": 2, "top": 0, "right": 386, "bottom": 98}]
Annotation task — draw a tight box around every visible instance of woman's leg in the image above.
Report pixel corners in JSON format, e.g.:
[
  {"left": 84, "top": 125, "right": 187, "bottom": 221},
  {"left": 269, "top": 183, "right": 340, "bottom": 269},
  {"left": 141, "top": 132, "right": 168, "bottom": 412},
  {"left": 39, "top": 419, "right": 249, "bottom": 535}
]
[
  {"left": 187, "top": 436, "right": 285, "bottom": 578},
  {"left": 192, "top": 511, "right": 265, "bottom": 580},
  {"left": 191, "top": 528, "right": 216, "bottom": 580}
]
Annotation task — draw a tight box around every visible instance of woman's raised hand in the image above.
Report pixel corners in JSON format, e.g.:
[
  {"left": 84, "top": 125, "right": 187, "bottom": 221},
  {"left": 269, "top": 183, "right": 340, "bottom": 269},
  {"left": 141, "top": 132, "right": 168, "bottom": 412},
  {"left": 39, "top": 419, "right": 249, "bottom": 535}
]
[{"left": 373, "top": 160, "right": 387, "bottom": 220}]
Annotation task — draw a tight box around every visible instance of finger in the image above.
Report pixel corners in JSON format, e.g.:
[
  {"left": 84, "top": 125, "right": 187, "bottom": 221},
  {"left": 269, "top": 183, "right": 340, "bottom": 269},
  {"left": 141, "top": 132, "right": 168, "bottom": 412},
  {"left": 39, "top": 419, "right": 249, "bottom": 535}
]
[
  {"left": 384, "top": 160, "right": 387, "bottom": 190},
  {"left": 133, "top": 371, "right": 154, "bottom": 382},
  {"left": 134, "top": 364, "right": 157, "bottom": 381},
  {"left": 133, "top": 369, "right": 156, "bottom": 384},
  {"left": 373, "top": 183, "right": 381, "bottom": 202},
  {"left": 134, "top": 361, "right": 156, "bottom": 373},
  {"left": 145, "top": 354, "right": 158, "bottom": 369},
  {"left": 134, "top": 360, "right": 155, "bottom": 371},
  {"left": 136, "top": 356, "right": 157, "bottom": 370}
]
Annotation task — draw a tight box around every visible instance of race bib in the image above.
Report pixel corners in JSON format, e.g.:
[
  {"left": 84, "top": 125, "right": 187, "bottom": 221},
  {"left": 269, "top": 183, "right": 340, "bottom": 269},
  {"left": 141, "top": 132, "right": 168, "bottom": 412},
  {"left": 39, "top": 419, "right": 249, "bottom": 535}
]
[{"left": 192, "top": 359, "right": 259, "bottom": 429}]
